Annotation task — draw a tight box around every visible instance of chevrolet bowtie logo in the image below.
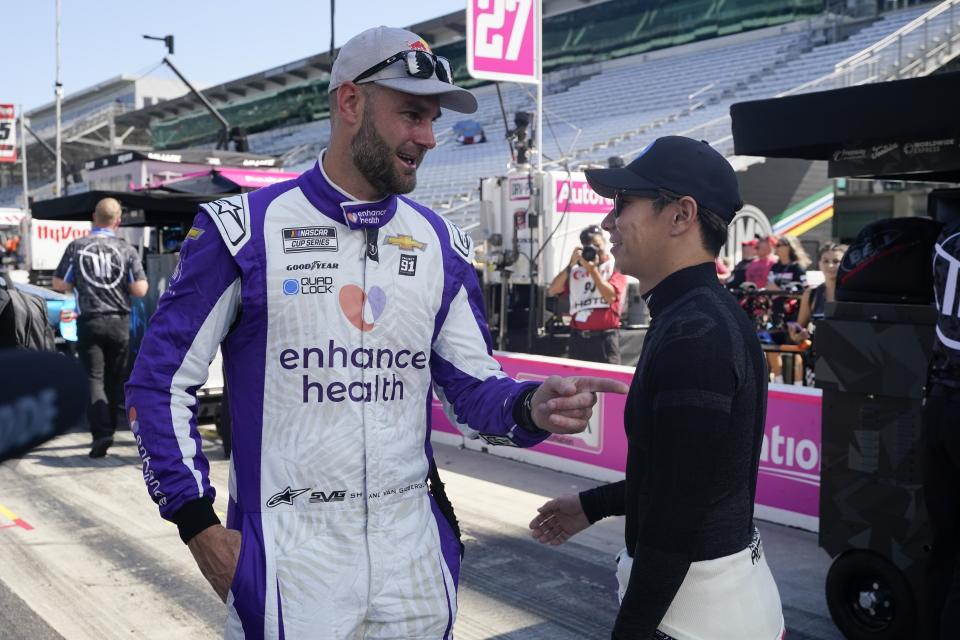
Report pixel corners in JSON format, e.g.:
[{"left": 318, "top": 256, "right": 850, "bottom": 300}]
[{"left": 383, "top": 234, "right": 427, "bottom": 252}]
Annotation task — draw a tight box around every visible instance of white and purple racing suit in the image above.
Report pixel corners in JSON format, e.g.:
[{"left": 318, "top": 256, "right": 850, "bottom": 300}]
[{"left": 125, "top": 157, "right": 548, "bottom": 639}]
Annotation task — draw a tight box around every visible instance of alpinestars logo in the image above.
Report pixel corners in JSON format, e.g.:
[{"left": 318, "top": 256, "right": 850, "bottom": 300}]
[
  {"left": 204, "top": 198, "right": 248, "bottom": 247},
  {"left": 266, "top": 486, "right": 310, "bottom": 507}
]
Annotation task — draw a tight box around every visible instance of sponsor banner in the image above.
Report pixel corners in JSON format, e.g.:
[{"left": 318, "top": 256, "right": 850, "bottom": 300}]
[
  {"left": 29, "top": 220, "right": 91, "bottom": 270},
  {"left": 0, "top": 208, "right": 25, "bottom": 226},
  {"left": 467, "top": 0, "right": 538, "bottom": 84},
  {"left": 431, "top": 353, "right": 822, "bottom": 530},
  {"left": 829, "top": 138, "right": 960, "bottom": 178},
  {"left": 755, "top": 386, "right": 821, "bottom": 521},
  {"left": 555, "top": 179, "right": 614, "bottom": 215},
  {"left": 0, "top": 104, "right": 16, "bottom": 163}
]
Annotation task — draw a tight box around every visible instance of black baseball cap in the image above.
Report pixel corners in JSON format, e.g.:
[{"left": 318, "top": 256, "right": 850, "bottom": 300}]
[{"left": 584, "top": 136, "right": 743, "bottom": 222}]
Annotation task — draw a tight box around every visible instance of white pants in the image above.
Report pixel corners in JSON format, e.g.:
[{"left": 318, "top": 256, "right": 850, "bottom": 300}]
[{"left": 615, "top": 531, "right": 784, "bottom": 640}]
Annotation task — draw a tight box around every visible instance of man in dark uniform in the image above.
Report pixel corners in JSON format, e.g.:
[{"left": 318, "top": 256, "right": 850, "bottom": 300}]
[
  {"left": 529, "top": 136, "right": 784, "bottom": 639},
  {"left": 54, "top": 197, "right": 148, "bottom": 457},
  {"left": 923, "top": 213, "right": 960, "bottom": 639}
]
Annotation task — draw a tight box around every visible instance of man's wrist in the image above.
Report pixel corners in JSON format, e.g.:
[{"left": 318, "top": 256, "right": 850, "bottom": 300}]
[
  {"left": 172, "top": 498, "right": 221, "bottom": 544},
  {"left": 512, "top": 385, "right": 542, "bottom": 433}
]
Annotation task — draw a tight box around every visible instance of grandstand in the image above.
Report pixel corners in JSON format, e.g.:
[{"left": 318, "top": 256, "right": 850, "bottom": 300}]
[
  {"left": 409, "top": 2, "right": 942, "bottom": 228},
  {"left": 200, "top": 1, "right": 949, "bottom": 233},
  {"left": 6, "top": 0, "right": 956, "bottom": 239}
]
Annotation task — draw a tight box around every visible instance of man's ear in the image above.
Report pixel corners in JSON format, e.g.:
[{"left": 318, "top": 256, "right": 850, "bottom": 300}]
[
  {"left": 668, "top": 197, "right": 699, "bottom": 237},
  {"left": 335, "top": 82, "right": 366, "bottom": 127}
]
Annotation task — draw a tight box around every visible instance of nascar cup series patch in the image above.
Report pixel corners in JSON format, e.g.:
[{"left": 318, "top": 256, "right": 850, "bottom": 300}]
[{"left": 282, "top": 226, "right": 339, "bottom": 253}]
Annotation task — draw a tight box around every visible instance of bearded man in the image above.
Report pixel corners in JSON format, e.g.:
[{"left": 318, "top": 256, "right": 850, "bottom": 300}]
[{"left": 125, "top": 25, "right": 627, "bottom": 639}]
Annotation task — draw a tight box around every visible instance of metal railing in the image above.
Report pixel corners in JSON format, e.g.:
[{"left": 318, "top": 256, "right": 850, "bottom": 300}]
[
  {"left": 834, "top": 0, "right": 960, "bottom": 84},
  {"left": 30, "top": 102, "right": 134, "bottom": 143},
  {"left": 612, "top": 1, "right": 960, "bottom": 161}
]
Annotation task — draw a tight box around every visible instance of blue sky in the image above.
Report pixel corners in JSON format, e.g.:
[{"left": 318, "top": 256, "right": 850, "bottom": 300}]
[{"left": 3, "top": 1, "right": 466, "bottom": 112}]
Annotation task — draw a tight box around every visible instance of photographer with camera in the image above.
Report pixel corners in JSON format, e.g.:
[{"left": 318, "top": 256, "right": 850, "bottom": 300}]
[{"left": 548, "top": 225, "right": 626, "bottom": 364}]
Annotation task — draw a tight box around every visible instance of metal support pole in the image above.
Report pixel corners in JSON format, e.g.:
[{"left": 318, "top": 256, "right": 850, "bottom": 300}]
[
  {"left": 534, "top": 0, "right": 543, "bottom": 174},
  {"left": 19, "top": 106, "right": 28, "bottom": 211},
  {"left": 896, "top": 35, "right": 902, "bottom": 78},
  {"left": 54, "top": 0, "right": 62, "bottom": 196},
  {"left": 531, "top": 0, "right": 544, "bottom": 351},
  {"left": 951, "top": 3, "right": 956, "bottom": 58},
  {"left": 162, "top": 57, "right": 230, "bottom": 149},
  {"left": 108, "top": 113, "right": 116, "bottom": 154}
]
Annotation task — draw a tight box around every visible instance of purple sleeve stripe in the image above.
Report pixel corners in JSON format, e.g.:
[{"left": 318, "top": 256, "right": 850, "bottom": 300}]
[
  {"left": 430, "top": 353, "right": 546, "bottom": 446},
  {"left": 125, "top": 212, "right": 240, "bottom": 520}
]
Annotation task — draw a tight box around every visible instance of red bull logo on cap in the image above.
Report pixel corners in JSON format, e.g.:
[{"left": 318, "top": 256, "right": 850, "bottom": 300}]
[{"left": 407, "top": 38, "right": 431, "bottom": 52}]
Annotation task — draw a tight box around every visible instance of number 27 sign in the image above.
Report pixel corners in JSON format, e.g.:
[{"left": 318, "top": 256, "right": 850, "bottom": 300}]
[{"left": 467, "top": 0, "right": 538, "bottom": 84}]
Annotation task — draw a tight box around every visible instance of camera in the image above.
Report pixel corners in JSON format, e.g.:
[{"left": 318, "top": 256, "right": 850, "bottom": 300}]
[{"left": 581, "top": 246, "right": 598, "bottom": 263}]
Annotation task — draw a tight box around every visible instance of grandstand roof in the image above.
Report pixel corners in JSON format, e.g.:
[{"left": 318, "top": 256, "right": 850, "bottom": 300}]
[
  {"left": 82, "top": 148, "right": 280, "bottom": 171},
  {"left": 117, "top": 0, "right": 615, "bottom": 127}
]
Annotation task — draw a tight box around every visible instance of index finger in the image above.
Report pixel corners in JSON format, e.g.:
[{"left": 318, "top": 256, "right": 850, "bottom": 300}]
[{"left": 573, "top": 377, "right": 629, "bottom": 395}]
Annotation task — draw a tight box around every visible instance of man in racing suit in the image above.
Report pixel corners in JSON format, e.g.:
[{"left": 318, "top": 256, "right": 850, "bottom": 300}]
[{"left": 125, "top": 26, "right": 626, "bottom": 640}]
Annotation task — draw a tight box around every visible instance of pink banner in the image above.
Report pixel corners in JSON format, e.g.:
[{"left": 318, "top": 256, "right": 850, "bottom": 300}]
[
  {"left": 432, "top": 354, "right": 821, "bottom": 523},
  {"left": 467, "top": 0, "right": 537, "bottom": 83},
  {"left": 755, "top": 388, "right": 822, "bottom": 519},
  {"left": 215, "top": 169, "right": 300, "bottom": 189},
  {"left": 555, "top": 179, "right": 614, "bottom": 215}
]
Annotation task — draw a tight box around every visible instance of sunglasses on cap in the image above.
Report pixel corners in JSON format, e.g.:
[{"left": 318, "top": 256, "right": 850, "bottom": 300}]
[{"left": 353, "top": 50, "right": 453, "bottom": 85}]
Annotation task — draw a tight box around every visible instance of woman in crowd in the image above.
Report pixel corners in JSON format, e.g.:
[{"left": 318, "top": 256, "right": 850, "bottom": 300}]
[
  {"left": 766, "top": 235, "right": 811, "bottom": 383},
  {"left": 767, "top": 235, "right": 811, "bottom": 291},
  {"left": 789, "top": 242, "right": 848, "bottom": 342}
]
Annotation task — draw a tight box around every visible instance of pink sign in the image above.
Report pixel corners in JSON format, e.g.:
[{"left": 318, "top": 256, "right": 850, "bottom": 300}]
[
  {"left": 555, "top": 179, "right": 614, "bottom": 215},
  {"left": 755, "top": 388, "right": 822, "bottom": 520},
  {"left": 215, "top": 169, "right": 301, "bottom": 189},
  {"left": 431, "top": 354, "right": 822, "bottom": 528},
  {"left": 467, "top": 0, "right": 538, "bottom": 84}
]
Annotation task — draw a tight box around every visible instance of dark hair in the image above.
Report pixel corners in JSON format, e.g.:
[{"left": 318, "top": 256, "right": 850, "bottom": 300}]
[
  {"left": 652, "top": 191, "right": 728, "bottom": 256},
  {"left": 777, "top": 235, "right": 812, "bottom": 268},
  {"left": 818, "top": 242, "right": 848, "bottom": 259},
  {"left": 579, "top": 225, "right": 603, "bottom": 246}
]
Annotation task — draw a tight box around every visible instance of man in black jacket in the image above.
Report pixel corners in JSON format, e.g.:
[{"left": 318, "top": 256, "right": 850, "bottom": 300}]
[
  {"left": 529, "top": 136, "right": 784, "bottom": 639},
  {"left": 53, "top": 197, "right": 148, "bottom": 458}
]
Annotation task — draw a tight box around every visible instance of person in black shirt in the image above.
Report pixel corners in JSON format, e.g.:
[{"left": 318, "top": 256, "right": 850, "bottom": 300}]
[
  {"left": 767, "top": 234, "right": 810, "bottom": 291},
  {"left": 529, "top": 136, "right": 783, "bottom": 639},
  {"left": 53, "top": 197, "right": 148, "bottom": 457},
  {"left": 921, "top": 215, "right": 960, "bottom": 639},
  {"left": 725, "top": 237, "right": 757, "bottom": 289}
]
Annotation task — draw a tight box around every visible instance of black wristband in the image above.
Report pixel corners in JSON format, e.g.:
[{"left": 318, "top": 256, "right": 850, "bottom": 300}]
[
  {"left": 512, "top": 385, "right": 541, "bottom": 433},
  {"left": 171, "top": 498, "right": 221, "bottom": 544}
]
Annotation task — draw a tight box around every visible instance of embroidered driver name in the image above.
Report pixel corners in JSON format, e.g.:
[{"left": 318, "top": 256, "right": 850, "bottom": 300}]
[{"left": 282, "top": 226, "right": 339, "bottom": 253}]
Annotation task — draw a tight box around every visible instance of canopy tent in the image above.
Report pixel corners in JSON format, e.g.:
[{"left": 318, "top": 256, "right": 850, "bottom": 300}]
[
  {"left": 154, "top": 168, "right": 301, "bottom": 195},
  {"left": 29, "top": 190, "right": 215, "bottom": 227},
  {"left": 731, "top": 71, "right": 960, "bottom": 181}
]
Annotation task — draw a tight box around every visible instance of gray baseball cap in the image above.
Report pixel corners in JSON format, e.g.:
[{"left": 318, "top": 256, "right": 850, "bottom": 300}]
[{"left": 328, "top": 26, "right": 478, "bottom": 114}]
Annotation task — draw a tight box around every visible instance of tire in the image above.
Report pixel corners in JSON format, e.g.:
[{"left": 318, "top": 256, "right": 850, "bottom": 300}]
[{"left": 825, "top": 550, "right": 916, "bottom": 640}]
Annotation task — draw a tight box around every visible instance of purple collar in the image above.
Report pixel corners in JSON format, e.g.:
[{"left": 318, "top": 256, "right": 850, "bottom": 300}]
[{"left": 297, "top": 154, "right": 398, "bottom": 230}]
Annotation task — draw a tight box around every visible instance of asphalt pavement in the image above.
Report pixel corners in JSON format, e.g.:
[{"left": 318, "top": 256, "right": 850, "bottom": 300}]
[{"left": 0, "top": 426, "right": 843, "bottom": 639}]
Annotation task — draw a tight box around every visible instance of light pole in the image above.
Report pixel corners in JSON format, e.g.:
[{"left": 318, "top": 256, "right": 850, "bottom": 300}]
[{"left": 54, "top": 0, "right": 62, "bottom": 196}]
